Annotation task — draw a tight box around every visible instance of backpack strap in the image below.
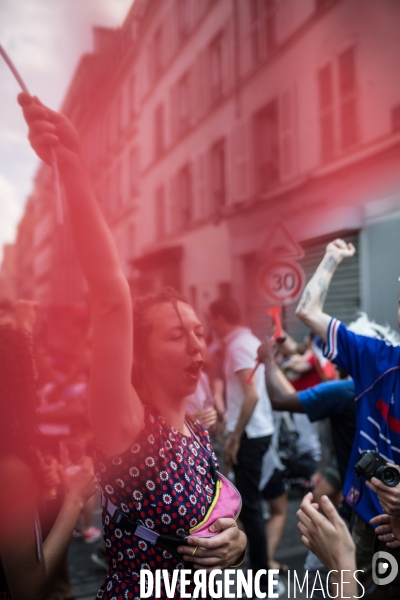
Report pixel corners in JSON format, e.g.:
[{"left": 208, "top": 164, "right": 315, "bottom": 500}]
[
  {"left": 185, "top": 419, "right": 219, "bottom": 482},
  {"left": 99, "top": 489, "right": 187, "bottom": 560},
  {"left": 100, "top": 490, "right": 159, "bottom": 543}
]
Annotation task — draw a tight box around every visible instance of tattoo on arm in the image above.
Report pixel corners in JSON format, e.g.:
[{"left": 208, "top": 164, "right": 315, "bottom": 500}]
[
  {"left": 297, "top": 289, "right": 311, "bottom": 312},
  {"left": 317, "top": 277, "right": 328, "bottom": 307},
  {"left": 322, "top": 255, "right": 338, "bottom": 273}
]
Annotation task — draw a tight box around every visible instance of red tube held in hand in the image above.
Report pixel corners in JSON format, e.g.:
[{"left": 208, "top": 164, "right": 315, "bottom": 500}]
[
  {"left": 267, "top": 306, "right": 283, "bottom": 340},
  {"left": 244, "top": 306, "right": 283, "bottom": 384}
]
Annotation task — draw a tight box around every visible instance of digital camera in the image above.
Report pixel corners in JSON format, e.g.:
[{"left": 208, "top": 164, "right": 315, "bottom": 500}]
[{"left": 355, "top": 450, "right": 400, "bottom": 488}]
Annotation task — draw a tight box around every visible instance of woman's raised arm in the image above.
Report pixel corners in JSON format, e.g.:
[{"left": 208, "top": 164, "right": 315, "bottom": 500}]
[{"left": 18, "top": 93, "right": 143, "bottom": 455}]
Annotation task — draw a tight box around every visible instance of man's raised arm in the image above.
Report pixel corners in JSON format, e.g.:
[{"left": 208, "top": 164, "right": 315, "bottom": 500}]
[{"left": 295, "top": 239, "right": 355, "bottom": 343}]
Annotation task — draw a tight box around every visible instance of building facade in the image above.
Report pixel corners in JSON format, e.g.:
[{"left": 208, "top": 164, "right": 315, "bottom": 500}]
[
  {"left": 8, "top": 0, "right": 400, "bottom": 339},
  {"left": 0, "top": 243, "right": 16, "bottom": 300}
]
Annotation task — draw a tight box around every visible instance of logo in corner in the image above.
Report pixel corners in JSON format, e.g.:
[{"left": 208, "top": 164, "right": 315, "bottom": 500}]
[{"left": 372, "top": 551, "right": 398, "bottom": 586}]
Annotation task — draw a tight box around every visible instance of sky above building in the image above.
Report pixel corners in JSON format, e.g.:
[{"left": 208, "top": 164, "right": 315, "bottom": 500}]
[{"left": 0, "top": 0, "right": 132, "bottom": 259}]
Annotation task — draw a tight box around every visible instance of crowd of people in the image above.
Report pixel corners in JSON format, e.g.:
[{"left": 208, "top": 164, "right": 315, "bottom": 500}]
[{"left": 1, "top": 92, "right": 400, "bottom": 600}]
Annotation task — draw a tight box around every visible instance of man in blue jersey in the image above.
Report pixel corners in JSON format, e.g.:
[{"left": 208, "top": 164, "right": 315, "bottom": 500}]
[{"left": 295, "top": 238, "right": 400, "bottom": 596}]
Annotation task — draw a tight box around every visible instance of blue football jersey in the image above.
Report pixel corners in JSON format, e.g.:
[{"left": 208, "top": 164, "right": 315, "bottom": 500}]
[{"left": 323, "top": 318, "right": 400, "bottom": 525}]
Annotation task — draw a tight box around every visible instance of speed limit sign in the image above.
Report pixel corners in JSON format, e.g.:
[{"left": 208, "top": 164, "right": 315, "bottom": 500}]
[{"left": 257, "top": 260, "right": 305, "bottom": 305}]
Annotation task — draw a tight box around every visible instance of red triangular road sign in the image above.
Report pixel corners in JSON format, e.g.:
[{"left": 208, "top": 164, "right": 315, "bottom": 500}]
[{"left": 258, "top": 222, "right": 304, "bottom": 260}]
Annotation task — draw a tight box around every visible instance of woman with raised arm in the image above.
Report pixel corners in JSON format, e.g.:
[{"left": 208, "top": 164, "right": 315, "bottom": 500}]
[
  {"left": 18, "top": 94, "right": 246, "bottom": 599},
  {"left": 0, "top": 316, "right": 98, "bottom": 600}
]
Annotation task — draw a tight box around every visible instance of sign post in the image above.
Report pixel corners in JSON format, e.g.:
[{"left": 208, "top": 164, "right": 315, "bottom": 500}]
[
  {"left": 257, "top": 221, "right": 305, "bottom": 306},
  {"left": 257, "top": 260, "right": 305, "bottom": 306},
  {"left": 245, "top": 222, "right": 305, "bottom": 384}
]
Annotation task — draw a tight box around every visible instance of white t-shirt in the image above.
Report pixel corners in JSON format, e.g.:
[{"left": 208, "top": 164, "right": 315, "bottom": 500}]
[
  {"left": 185, "top": 371, "right": 214, "bottom": 416},
  {"left": 224, "top": 327, "right": 274, "bottom": 439}
]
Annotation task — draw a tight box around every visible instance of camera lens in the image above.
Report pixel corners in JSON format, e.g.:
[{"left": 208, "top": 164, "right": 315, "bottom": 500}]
[{"left": 381, "top": 466, "right": 400, "bottom": 488}]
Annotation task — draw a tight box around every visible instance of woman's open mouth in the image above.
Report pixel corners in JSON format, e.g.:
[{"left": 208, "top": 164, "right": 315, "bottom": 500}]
[{"left": 184, "top": 361, "right": 204, "bottom": 379}]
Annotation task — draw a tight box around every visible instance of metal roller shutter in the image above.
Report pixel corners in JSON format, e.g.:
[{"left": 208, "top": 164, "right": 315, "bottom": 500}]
[{"left": 283, "top": 231, "right": 361, "bottom": 343}]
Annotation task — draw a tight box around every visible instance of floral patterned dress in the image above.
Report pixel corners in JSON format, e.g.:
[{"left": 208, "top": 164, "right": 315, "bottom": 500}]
[{"left": 93, "top": 407, "right": 217, "bottom": 599}]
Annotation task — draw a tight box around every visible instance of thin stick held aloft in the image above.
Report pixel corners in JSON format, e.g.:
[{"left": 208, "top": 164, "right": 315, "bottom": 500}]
[
  {"left": 0, "top": 44, "right": 64, "bottom": 224},
  {"left": 0, "top": 44, "right": 30, "bottom": 94}
]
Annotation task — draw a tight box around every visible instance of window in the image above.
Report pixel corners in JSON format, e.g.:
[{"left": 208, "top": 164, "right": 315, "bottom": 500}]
[
  {"left": 210, "top": 34, "right": 223, "bottom": 103},
  {"left": 339, "top": 46, "right": 357, "bottom": 149},
  {"left": 318, "top": 64, "right": 335, "bottom": 161},
  {"left": 250, "top": 0, "right": 277, "bottom": 64},
  {"left": 254, "top": 100, "right": 280, "bottom": 192},
  {"left": 318, "top": 46, "right": 358, "bottom": 161},
  {"left": 196, "top": 154, "right": 206, "bottom": 218},
  {"left": 130, "top": 148, "right": 140, "bottom": 196},
  {"left": 280, "top": 90, "right": 296, "bottom": 179},
  {"left": 177, "top": 73, "right": 189, "bottom": 135},
  {"left": 154, "top": 104, "right": 165, "bottom": 159},
  {"left": 178, "top": 164, "right": 193, "bottom": 227},
  {"left": 232, "top": 122, "right": 248, "bottom": 201},
  {"left": 155, "top": 186, "right": 166, "bottom": 238},
  {"left": 211, "top": 140, "right": 226, "bottom": 211}
]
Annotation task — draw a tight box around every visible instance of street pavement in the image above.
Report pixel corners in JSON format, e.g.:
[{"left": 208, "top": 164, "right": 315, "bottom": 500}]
[{"left": 68, "top": 495, "right": 309, "bottom": 599}]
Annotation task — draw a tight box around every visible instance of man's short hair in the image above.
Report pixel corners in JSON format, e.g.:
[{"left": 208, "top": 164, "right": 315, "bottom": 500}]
[{"left": 209, "top": 298, "right": 241, "bottom": 325}]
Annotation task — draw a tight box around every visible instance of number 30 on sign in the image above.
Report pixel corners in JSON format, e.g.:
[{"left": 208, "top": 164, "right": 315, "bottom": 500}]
[{"left": 257, "top": 261, "right": 305, "bottom": 306}]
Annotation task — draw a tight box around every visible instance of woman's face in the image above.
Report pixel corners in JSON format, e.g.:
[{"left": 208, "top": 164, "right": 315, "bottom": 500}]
[{"left": 144, "top": 301, "right": 206, "bottom": 400}]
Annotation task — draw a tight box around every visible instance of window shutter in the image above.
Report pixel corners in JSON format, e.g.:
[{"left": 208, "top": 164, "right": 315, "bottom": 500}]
[
  {"left": 169, "top": 174, "right": 179, "bottom": 233},
  {"left": 280, "top": 87, "right": 296, "bottom": 181},
  {"left": 195, "top": 52, "right": 205, "bottom": 117},
  {"left": 318, "top": 63, "right": 335, "bottom": 161},
  {"left": 339, "top": 46, "right": 358, "bottom": 149},
  {"left": 195, "top": 153, "right": 206, "bottom": 220},
  {"left": 232, "top": 121, "right": 249, "bottom": 202},
  {"left": 169, "top": 85, "right": 177, "bottom": 143},
  {"left": 202, "top": 49, "right": 211, "bottom": 112},
  {"left": 188, "top": 64, "right": 197, "bottom": 126}
]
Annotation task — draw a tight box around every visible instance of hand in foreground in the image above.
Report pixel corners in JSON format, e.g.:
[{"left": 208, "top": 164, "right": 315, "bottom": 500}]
[
  {"left": 195, "top": 407, "right": 217, "bottom": 432},
  {"left": 177, "top": 518, "right": 246, "bottom": 572},
  {"left": 223, "top": 434, "right": 240, "bottom": 470},
  {"left": 257, "top": 340, "right": 274, "bottom": 366},
  {"left": 297, "top": 493, "right": 356, "bottom": 572},
  {"left": 17, "top": 93, "right": 81, "bottom": 167},
  {"left": 60, "top": 456, "right": 98, "bottom": 507},
  {"left": 370, "top": 513, "right": 400, "bottom": 548},
  {"left": 325, "top": 238, "right": 356, "bottom": 263},
  {"left": 367, "top": 468, "right": 400, "bottom": 516}
]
